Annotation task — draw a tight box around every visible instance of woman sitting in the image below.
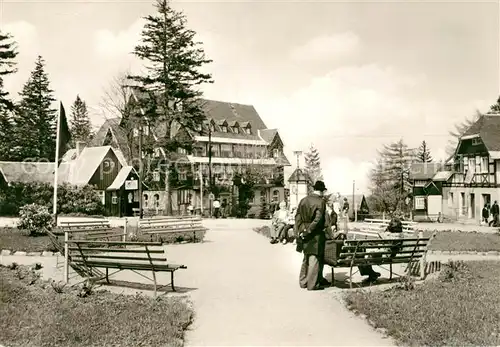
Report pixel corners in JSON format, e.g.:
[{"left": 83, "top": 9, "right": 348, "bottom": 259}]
[{"left": 270, "top": 201, "right": 289, "bottom": 244}]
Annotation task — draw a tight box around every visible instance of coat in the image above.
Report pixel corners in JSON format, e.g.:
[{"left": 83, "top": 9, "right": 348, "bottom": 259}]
[{"left": 294, "top": 193, "right": 327, "bottom": 256}]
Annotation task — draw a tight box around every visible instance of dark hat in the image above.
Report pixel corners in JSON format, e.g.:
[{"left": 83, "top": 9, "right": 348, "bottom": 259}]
[{"left": 313, "top": 180, "right": 327, "bottom": 192}]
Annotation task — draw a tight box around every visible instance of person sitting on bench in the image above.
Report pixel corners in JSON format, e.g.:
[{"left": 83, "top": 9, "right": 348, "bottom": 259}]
[
  {"left": 271, "top": 201, "right": 289, "bottom": 244},
  {"left": 358, "top": 215, "right": 404, "bottom": 283}
]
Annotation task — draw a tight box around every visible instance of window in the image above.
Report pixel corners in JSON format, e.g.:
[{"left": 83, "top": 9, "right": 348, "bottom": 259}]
[
  {"left": 111, "top": 192, "right": 118, "bottom": 205},
  {"left": 153, "top": 171, "right": 160, "bottom": 182},
  {"left": 222, "top": 126, "right": 228, "bottom": 133},
  {"left": 472, "top": 138, "right": 482, "bottom": 145},
  {"left": 133, "top": 128, "right": 139, "bottom": 137},
  {"left": 179, "top": 172, "right": 187, "bottom": 181},
  {"left": 178, "top": 148, "right": 187, "bottom": 155},
  {"left": 273, "top": 148, "right": 280, "bottom": 158},
  {"left": 143, "top": 194, "right": 149, "bottom": 208},
  {"left": 272, "top": 189, "right": 279, "bottom": 202},
  {"left": 154, "top": 194, "right": 160, "bottom": 208},
  {"left": 414, "top": 196, "right": 425, "bottom": 210},
  {"left": 245, "top": 127, "right": 251, "bottom": 135},
  {"left": 233, "top": 127, "right": 239, "bottom": 134},
  {"left": 481, "top": 157, "right": 489, "bottom": 173},
  {"left": 448, "top": 192, "right": 454, "bottom": 208},
  {"left": 98, "top": 191, "right": 105, "bottom": 205}
]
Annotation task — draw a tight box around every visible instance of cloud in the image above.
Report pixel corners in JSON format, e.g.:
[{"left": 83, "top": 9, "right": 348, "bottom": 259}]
[
  {"left": 1, "top": 21, "right": 40, "bottom": 96},
  {"left": 289, "top": 32, "right": 360, "bottom": 62},
  {"left": 93, "top": 18, "right": 145, "bottom": 60}
]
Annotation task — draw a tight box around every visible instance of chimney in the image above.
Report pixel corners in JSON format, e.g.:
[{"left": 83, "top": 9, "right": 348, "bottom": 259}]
[{"left": 76, "top": 141, "right": 86, "bottom": 157}]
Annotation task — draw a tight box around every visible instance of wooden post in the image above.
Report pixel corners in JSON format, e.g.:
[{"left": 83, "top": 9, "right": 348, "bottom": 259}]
[
  {"left": 418, "top": 229, "right": 425, "bottom": 279},
  {"left": 64, "top": 231, "right": 69, "bottom": 284},
  {"left": 123, "top": 218, "right": 127, "bottom": 242},
  {"left": 382, "top": 211, "right": 385, "bottom": 220}
]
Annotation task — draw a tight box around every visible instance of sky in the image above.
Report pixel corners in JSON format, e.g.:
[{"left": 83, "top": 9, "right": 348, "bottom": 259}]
[{"left": 1, "top": 0, "right": 499, "bottom": 195}]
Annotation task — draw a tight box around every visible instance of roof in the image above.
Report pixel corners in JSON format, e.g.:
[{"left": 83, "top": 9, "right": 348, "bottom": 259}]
[
  {"left": 288, "top": 168, "right": 309, "bottom": 182},
  {"left": 58, "top": 146, "right": 127, "bottom": 186},
  {"left": 432, "top": 171, "right": 454, "bottom": 182},
  {"left": 259, "top": 129, "right": 278, "bottom": 144},
  {"left": 0, "top": 161, "right": 55, "bottom": 184},
  {"left": 91, "top": 118, "right": 130, "bottom": 159},
  {"left": 462, "top": 114, "right": 500, "bottom": 152},
  {"left": 107, "top": 166, "right": 137, "bottom": 191},
  {"left": 344, "top": 194, "right": 366, "bottom": 210},
  {"left": 410, "top": 162, "right": 443, "bottom": 180}
]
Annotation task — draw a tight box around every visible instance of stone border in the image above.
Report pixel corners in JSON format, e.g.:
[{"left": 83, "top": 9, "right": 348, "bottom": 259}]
[
  {"left": 350, "top": 226, "right": 500, "bottom": 234},
  {"left": 1, "top": 250, "right": 60, "bottom": 257},
  {"left": 427, "top": 250, "right": 500, "bottom": 256}
]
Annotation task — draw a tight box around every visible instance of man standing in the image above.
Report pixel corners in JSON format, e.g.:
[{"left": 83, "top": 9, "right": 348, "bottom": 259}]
[
  {"left": 213, "top": 198, "right": 221, "bottom": 218},
  {"left": 490, "top": 201, "right": 499, "bottom": 227},
  {"left": 295, "top": 181, "right": 328, "bottom": 291}
]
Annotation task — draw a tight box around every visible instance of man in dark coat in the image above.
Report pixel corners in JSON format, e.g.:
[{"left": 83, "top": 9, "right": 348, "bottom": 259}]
[
  {"left": 490, "top": 201, "right": 499, "bottom": 227},
  {"left": 295, "top": 180, "right": 328, "bottom": 291}
]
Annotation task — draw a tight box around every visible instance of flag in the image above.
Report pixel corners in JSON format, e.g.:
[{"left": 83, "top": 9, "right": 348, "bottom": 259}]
[{"left": 57, "top": 102, "right": 71, "bottom": 161}]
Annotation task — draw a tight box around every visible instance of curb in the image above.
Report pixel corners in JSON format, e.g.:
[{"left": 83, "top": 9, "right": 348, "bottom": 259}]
[
  {"left": 1, "top": 250, "right": 61, "bottom": 257},
  {"left": 427, "top": 250, "right": 500, "bottom": 256}
]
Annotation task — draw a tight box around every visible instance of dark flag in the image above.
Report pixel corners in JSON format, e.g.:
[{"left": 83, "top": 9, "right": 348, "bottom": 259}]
[{"left": 57, "top": 102, "right": 71, "bottom": 161}]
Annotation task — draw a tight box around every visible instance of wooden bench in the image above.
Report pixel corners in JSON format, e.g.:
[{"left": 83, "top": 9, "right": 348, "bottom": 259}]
[
  {"left": 352, "top": 218, "right": 417, "bottom": 239},
  {"left": 66, "top": 240, "right": 187, "bottom": 296},
  {"left": 57, "top": 220, "right": 124, "bottom": 241},
  {"left": 139, "top": 216, "right": 208, "bottom": 242},
  {"left": 327, "top": 233, "right": 434, "bottom": 289}
]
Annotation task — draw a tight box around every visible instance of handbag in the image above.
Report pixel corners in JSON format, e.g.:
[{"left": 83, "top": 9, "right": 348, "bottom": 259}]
[{"left": 323, "top": 239, "right": 345, "bottom": 266}]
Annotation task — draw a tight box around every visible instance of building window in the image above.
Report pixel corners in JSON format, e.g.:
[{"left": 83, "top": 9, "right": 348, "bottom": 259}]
[
  {"left": 133, "top": 128, "right": 139, "bottom": 137},
  {"left": 178, "top": 148, "right": 187, "bottom": 155},
  {"left": 272, "top": 189, "right": 279, "bottom": 202},
  {"left": 111, "top": 192, "right": 118, "bottom": 205},
  {"left": 154, "top": 194, "right": 160, "bottom": 208},
  {"left": 273, "top": 148, "right": 279, "bottom": 158},
  {"left": 481, "top": 157, "right": 489, "bottom": 173},
  {"left": 143, "top": 194, "right": 149, "bottom": 208},
  {"left": 472, "top": 138, "right": 482, "bottom": 145},
  {"left": 233, "top": 127, "right": 239, "bottom": 134},
  {"left": 414, "top": 196, "right": 425, "bottom": 210},
  {"left": 413, "top": 180, "right": 427, "bottom": 187},
  {"left": 179, "top": 172, "right": 187, "bottom": 181},
  {"left": 153, "top": 171, "right": 160, "bottom": 182},
  {"left": 245, "top": 127, "right": 251, "bottom": 135},
  {"left": 221, "top": 125, "right": 228, "bottom": 133},
  {"left": 448, "top": 192, "right": 454, "bottom": 208},
  {"left": 98, "top": 191, "right": 105, "bottom": 205}
]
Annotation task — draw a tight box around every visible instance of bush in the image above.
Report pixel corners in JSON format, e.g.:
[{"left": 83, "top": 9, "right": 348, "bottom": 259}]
[
  {"left": 0, "top": 182, "right": 104, "bottom": 216},
  {"left": 259, "top": 202, "right": 269, "bottom": 219},
  {"left": 17, "top": 204, "right": 54, "bottom": 236}
]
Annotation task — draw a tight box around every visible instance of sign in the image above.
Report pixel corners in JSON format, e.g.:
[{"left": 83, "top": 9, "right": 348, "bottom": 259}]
[
  {"left": 208, "top": 193, "right": 215, "bottom": 200},
  {"left": 125, "top": 180, "right": 138, "bottom": 190}
]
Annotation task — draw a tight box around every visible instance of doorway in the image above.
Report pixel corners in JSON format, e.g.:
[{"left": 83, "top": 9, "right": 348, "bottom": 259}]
[{"left": 470, "top": 193, "right": 475, "bottom": 219}]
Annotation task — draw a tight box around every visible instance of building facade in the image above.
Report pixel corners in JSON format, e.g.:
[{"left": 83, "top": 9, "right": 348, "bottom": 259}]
[{"left": 91, "top": 98, "right": 291, "bottom": 216}]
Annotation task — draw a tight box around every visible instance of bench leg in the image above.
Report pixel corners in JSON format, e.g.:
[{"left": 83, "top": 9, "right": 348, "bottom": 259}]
[
  {"left": 193, "top": 231, "right": 196, "bottom": 243},
  {"left": 106, "top": 268, "right": 110, "bottom": 283},
  {"left": 171, "top": 271, "right": 176, "bottom": 292},
  {"left": 349, "top": 266, "right": 353, "bottom": 289},
  {"left": 331, "top": 267, "right": 334, "bottom": 287},
  {"left": 389, "top": 263, "right": 393, "bottom": 280},
  {"left": 152, "top": 270, "right": 157, "bottom": 298}
]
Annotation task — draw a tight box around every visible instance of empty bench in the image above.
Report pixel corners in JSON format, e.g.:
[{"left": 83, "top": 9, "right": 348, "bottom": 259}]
[
  {"left": 326, "top": 234, "right": 434, "bottom": 288},
  {"left": 66, "top": 240, "right": 187, "bottom": 296},
  {"left": 57, "top": 220, "right": 124, "bottom": 241},
  {"left": 139, "top": 216, "right": 208, "bottom": 242},
  {"left": 352, "top": 218, "right": 418, "bottom": 239}
]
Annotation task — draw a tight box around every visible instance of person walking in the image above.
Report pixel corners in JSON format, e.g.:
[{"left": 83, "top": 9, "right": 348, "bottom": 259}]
[
  {"left": 295, "top": 181, "right": 328, "bottom": 291},
  {"left": 490, "top": 201, "right": 499, "bottom": 227},
  {"left": 213, "top": 198, "right": 221, "bottom": 219},
  {"left": 482, "top": 203, "right": 490, "bottom": 225}
]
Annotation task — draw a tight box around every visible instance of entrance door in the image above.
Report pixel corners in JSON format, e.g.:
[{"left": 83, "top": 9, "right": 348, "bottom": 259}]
[
  {"left": 460, "top": 192, "right": 465, "bottom": 216},
  {"left": 470, "top": 193, "right": 475, "bottom": 219},
  {"left": 482, "top": 194, "right": 491, "bottom": 208}
]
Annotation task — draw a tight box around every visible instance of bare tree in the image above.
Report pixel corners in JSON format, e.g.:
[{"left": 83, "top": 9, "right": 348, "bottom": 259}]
[
  {"left": 446, "top": 110, "right": 481, "bottom": 156},
  {"left": 99, "top": 69, "right": 132, "bottom": 120}
]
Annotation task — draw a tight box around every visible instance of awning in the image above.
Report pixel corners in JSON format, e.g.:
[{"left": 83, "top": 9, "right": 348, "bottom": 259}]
[{"left": 107, "top": 166, "right": 134, "bottom": 191}]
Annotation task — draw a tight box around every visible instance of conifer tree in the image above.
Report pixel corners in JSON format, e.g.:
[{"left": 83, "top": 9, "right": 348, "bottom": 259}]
[
  {"left": 70, "top": 94, "right": 93, "bottom": 145},
  {"left": 304, "top": 144, "right": 323, "bottom": 185},
  {"left": 130, "top": 0, "right": 213, "bottom": 215},
  {"left": 416, "top": 140, "right": 433, "bottom": 163},
  {"left": 13, "top": 56, "right": 56, "bottom": 161}
]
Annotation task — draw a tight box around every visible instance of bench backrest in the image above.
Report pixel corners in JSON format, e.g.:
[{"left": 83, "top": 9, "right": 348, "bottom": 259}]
[
  {"left": 58, "top": 220, "right": 123, "bottom": 240},
  {"left": 351, "top": 218, "right": 417, "bottom": 239},
  {"left": 335, "top": 237, "right": 429, "bottom": 267},
  {"left": 139, "top": 216, "right": 206, "bottom": 233},
  {"left": 67, "top": 240, "right": 168, "bottom": 266}
]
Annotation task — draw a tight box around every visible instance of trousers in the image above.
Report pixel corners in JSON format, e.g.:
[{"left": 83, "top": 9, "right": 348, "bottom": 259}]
[{"left": 299, "top": 254, "right": 320, "bottom": 290}]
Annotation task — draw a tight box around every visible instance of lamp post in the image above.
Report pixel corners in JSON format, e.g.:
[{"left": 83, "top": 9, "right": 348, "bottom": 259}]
[
  {"left": 208, "top": 125, "right": 213, "bottom": 217},
  {"left": 292, "top": 150, "right": 303, "bottom": 207}
]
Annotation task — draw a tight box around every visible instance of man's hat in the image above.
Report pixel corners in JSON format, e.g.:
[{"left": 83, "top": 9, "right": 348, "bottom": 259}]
[{"left": 313, "top": 180, "right": 327, "bottom": 192}]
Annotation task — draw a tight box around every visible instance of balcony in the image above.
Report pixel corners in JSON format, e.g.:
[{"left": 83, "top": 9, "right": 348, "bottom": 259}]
[{"left": 446, "top": 172, "right": 497, "bottom": 187}]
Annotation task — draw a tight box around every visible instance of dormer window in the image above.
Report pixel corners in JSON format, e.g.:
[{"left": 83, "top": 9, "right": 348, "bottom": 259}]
[
  {"left": 245, "top": 127, "right": 251, "bottom": 135},
  {"left": 222, "top": 125, "right": 228, "bottom": 133},
  {"left": 472, "top": 138, "right": 482, "bottom": 145},
  {"left": 233, "top": 127, "right": 239, "bottom": 134},
  {"left": 273, "top": 148, "right": 280, "bottom": 158}
]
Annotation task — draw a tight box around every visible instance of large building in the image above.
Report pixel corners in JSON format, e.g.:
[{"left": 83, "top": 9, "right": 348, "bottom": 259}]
[
  {"left": 91, "top": 98, "right": 291, "bottom": 216},
  {"left": 411, "top": 113, "right": 500, "bottom": 223}
]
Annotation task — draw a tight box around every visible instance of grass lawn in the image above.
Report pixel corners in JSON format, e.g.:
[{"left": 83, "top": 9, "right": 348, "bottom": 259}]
[
  {"left": 0, "top": 264, "right": 193, "bottom": 347},
  {"left": 253, "top": 226, "right": 500, "bottom": 252},
  {"left": 345, "top": 261, "right": 500, "bottom": 346},
  {"left": 0, "top": 226, "right": 206, "bottom": 252}
]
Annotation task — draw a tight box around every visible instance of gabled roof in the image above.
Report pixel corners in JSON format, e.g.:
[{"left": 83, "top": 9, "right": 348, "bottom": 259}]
[
  {"left": 259, "top": 129, "right": 278, "bottom": 144},
  {"left": 107, "top": 166, "right": 139, "bottom": 191},
  {"left": 91, "top": 118, "right": 130, "bottom": 157},
  {"left": 58, "top": 146, "right": 126, "bottom": 186},
  {"left": 288, "top": 168, "right": 309, "bottom": 182},
  {"left": 432, "top": 171, "right": 453, "bottom": 182},
  {"left": 0, "top": 161, "right": 55, "bottom": 184},
  {"left": 462, "top": 114, "right": 500, "bottom": 151},
  {"left": 410, "top": 162, "right": 443, "bottom": 180}
]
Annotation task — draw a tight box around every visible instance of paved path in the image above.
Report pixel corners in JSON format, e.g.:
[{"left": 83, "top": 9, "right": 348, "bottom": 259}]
[{"left": 174, "top": 220, "right": 392, "bottom": 346}]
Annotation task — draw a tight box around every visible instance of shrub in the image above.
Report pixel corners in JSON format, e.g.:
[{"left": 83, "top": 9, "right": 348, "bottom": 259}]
[
  {"left": 17, "top": 204, "right": 54, "bottom": 236},
  {"left": 259, "top": 202, "right": 269, "bottom": 219}
]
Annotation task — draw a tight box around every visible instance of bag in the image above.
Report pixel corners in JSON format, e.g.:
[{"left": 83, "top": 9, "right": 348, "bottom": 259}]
[{"left": 323, "top": 240, "right": 344, "bottom": 266}]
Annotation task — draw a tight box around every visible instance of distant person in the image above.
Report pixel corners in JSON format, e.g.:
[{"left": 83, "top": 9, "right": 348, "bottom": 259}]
[
  {"left": 213, "top": 198, "right": 221, "bottom": 218},
  {"left": 187, "top": 203, "right": 194, "bottom": 215},
  {"left": 271, "top": 201, "right": 289, "bottom": 244},
  {"left": 342, "top": 197, "right": 349, "bottom": 217},
  {"left": 482, "top": 203, "right": 490, "bottom": 224},
  {"left": 490, "top": 201, "right": 499, "bottom": 227},
  {"left": 221, "top": 199, "right": 228, "bottom": 218},
  {"left": 295, "top": 180, "right": 328, "bottom": 291}
]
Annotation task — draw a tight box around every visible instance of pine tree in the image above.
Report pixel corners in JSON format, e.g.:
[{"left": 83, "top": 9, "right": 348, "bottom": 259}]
[
  {"left": 13, "top": 56, "right": 56, "bottom": 161},
  {"left": 0, "top": 32, "right": 18, "bottom": 160},
  {"left": 416, "top": 140, "right": 433, "bottom": 163},
  {"left": 131, "top": 0, "right": 213, "bottom": 215},
  {"left": 70, "top": 95, "right": 92, "bottom": 145},
  {"left": 304, "top": 144, "right": 323, "bottom": 185}
]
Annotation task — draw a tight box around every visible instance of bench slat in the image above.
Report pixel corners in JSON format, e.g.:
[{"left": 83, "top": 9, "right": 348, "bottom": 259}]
[
  {"left": 339, "top": 249, "right": 425, "bottom": 257},
  {"left": 67, "top": 240, "right": 162, "bottom": 246},
  {"left": 143, "top": 227, "right": 208, "bottom": 234},
  {"left": 68, "top": 246, "right": 164, "bottom": 253},
  {"left": 70, "top": 254, "right": 167, "bottom": 262},
  {"left": 336, "top": 255, "right": 422, "bottom": 266},
  {"left": 70, "top": 261, "right": 186, "bottom": 272}
]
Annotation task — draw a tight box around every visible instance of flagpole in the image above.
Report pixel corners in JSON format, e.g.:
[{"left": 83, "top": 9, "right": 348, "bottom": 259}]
[{"left": 53, "top": 102, "right": 61, "bottom": 221}]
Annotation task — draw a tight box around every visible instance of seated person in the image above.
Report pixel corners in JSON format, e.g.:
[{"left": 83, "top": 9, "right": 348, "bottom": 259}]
[
  {"left": 270, "top": 201, "right": 289, "bottom": 244},
  {"left": 358, "top": 216, "right": 404, "bottom": 283}
]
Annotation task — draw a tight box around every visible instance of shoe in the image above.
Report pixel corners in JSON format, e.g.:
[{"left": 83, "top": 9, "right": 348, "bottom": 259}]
[
  {"left": 270, "top": 238, "right": 277, "bottom": 244},
  {"left": 319, "top": 278, "right": 331, "bottom": 286},
  {"left": 307, "top": 285, "right": 325, "bottom": 291},
  {"left": 363, "top": 272, "right": 381, "bottom": 283},
  {"left": 282, "top": 239, "right": 287, "bottom": 245}
]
